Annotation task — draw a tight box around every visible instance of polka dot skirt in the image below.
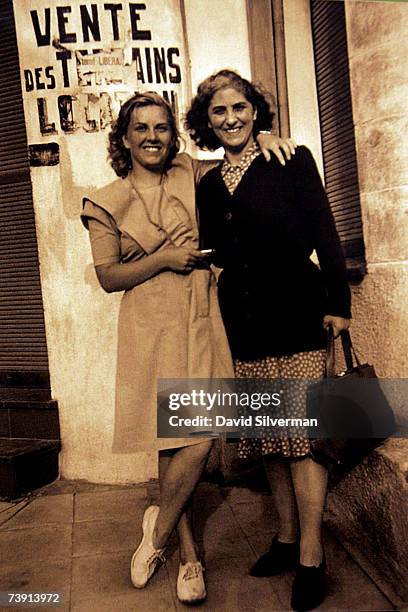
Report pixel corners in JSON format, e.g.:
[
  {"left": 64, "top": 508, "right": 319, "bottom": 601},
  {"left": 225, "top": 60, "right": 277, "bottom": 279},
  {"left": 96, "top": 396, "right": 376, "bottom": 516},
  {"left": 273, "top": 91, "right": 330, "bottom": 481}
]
[{"left": 234, "top": 349, "right": 326, "bottom": 460}]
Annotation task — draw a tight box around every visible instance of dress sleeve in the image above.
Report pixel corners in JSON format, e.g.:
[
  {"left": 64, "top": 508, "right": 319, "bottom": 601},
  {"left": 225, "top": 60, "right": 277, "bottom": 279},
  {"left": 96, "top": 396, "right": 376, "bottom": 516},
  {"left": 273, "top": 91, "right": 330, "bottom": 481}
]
[
  {"left": 82, "top": 199, "right": 121, "bottom": 266},
  {"left": 294, "top": 147, "right": 352, "bottom": 319}
]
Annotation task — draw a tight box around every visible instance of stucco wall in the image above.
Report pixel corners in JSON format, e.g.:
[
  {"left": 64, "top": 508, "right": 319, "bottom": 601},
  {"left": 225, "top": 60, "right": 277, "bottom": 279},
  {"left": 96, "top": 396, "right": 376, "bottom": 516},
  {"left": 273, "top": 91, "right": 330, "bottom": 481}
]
[
  {"left": 183, "top": 0, "right": 251, "bottom": 160},
  {"left": 284, "top": 4, "right": 408, "bottom": 597},
  {"left": 13, "top": 1, "right": 252, "bottom": 484},
  {"left": 284, "top": 0, "right": 408, "bottom": 401},
  {"left": 345, "top": 1, "right": 408, "bottom": 400},
  {"left": 184, "top": 0, "right": 251, "bottom": 92},
  {"left": 16, "top": 0, "right": 406, "bottom": 485}
]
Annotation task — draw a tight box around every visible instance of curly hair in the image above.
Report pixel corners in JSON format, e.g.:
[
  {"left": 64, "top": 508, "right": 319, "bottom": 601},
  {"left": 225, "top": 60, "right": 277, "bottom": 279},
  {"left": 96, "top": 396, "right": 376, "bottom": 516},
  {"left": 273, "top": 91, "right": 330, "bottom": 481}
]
[
  {"left": 108, "top": 92, "right": 180, "bottom": 177},
  {"left": 185, "top": 69, "right": 275, "bottom": 151}
]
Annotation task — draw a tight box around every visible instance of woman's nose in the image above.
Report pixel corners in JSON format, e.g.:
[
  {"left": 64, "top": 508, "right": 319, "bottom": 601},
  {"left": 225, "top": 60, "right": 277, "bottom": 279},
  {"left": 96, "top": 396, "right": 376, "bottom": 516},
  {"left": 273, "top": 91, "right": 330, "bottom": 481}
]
[
  {"left": 225, "top": 109, "right": 237, "bottom": 125},
  {"left": 146, "top": 127, "right": 158, "bottom": 140}
]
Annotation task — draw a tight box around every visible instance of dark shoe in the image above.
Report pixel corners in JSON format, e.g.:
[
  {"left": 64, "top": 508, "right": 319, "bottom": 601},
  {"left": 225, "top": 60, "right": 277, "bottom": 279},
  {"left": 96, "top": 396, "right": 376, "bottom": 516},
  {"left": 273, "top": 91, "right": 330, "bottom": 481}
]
[
  {"left": 291, "top": 558, "right": 326, "bottom": 611},
  {"left": 250, "top": 536, "right": 299, "bottom": 577}
]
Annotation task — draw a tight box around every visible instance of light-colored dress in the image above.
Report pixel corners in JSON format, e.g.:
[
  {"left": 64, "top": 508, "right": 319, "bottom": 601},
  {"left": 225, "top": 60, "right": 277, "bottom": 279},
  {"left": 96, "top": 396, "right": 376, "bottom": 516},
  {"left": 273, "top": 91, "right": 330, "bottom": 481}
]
[{"left": 81, "top": 153, "right": 234, "bottom": 453}]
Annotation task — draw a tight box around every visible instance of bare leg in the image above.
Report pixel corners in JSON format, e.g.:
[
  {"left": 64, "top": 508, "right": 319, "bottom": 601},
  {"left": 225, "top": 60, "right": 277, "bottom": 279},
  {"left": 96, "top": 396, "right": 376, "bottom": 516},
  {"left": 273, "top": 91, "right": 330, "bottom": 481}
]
[
  {"left": 153, "top": 440, "right": 213, "bottom": 550},
  {"left": 159, "top": 454, "right": 199, "bottom": 562},
  {"left": 177, "top": 502, "right": 199, "bottom": 563},
  {"left": 263, "top": 456, "right": 299, "bottom": 542},
  {"left": 290, "top": 457, "right": 327, "bottom": 566}
]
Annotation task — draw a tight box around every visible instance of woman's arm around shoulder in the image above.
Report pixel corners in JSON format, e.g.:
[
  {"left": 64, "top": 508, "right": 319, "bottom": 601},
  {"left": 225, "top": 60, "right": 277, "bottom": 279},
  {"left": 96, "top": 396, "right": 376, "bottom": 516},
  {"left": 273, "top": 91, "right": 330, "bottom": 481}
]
[
  {"left": 188, "top": 134, "right": 298, "bottom": 185},
  {"left": 257, "top": 133, "right": 297, "bottom": 165}
]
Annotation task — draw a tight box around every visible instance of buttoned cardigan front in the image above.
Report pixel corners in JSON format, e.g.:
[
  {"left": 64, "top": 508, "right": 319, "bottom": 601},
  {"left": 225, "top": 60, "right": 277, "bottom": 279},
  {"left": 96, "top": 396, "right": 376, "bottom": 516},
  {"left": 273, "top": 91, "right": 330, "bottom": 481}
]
[{"left": 197, "top": 146, "right": 352, "bottom": 360}]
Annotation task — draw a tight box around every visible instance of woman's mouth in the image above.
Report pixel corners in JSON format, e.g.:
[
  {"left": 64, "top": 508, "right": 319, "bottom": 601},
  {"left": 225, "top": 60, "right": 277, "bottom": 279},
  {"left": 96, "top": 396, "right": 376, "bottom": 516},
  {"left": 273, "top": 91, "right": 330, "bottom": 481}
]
[{"left": 224, "top": 127, "right": 241, "bottom": 134}]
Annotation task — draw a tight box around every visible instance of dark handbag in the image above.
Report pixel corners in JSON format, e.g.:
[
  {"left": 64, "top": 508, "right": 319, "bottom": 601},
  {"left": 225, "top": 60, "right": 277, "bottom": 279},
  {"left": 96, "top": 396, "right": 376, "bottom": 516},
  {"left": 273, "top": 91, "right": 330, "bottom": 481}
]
[{"left": 307, "top": 328, "right": 396, "bottom": 477}]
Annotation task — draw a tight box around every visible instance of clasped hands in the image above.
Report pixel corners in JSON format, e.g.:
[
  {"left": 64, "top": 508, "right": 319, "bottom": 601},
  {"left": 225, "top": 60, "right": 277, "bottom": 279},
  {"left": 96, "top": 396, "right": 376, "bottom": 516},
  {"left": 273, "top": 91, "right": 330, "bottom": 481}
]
[{"left": 161, "top": 246, "right": 209, "bottom": 273}]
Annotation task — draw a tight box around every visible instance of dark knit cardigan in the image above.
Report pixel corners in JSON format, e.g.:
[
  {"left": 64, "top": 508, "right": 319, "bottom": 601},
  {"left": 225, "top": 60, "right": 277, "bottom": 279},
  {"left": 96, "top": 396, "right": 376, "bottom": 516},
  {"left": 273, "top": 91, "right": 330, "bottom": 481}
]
[{"left": 197, "top": 146, "right": 351, "bottom": 360}]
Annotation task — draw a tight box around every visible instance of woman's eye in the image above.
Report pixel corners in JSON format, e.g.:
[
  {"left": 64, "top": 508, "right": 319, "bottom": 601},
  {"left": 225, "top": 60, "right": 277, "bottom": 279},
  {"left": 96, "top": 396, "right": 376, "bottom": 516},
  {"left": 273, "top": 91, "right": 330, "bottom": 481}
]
[
  {"left": 134, "top": 125, "right": 146, "bottom": 132},
  {"left": 212, "top": 109, "right": 225, "bottom": 116}
]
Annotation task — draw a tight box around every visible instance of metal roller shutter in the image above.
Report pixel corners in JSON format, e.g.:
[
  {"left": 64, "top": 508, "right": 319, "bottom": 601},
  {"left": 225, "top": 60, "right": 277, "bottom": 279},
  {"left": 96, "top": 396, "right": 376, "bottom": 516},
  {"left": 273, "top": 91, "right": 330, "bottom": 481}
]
[
  {"left": 310, "top": 0, "right": 366, "bottom": 279},
  {"left": 0, "top": 0, "right": 49, "bottom": 371}
]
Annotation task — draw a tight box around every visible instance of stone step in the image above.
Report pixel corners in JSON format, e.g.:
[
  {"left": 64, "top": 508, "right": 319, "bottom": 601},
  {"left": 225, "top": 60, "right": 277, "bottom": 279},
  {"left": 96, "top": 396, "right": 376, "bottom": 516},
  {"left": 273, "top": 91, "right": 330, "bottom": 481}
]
[
  {"left": 0, "top": 370, "right": 51, "bottom": 401},
  {"left": 0, "top": 399, "right": 59, "bottom": 439},
  {"left": 0, "top": 399, "right": 58, "bottom": 409},
  {"left": 0, "top": 387, "right": 51, "bottom": 401},
  {"left": 0, "top": 370, "right": 50, "bottom": 388},
  {"left": 0, "top": 438, "right": 61, "bottom": 500}
]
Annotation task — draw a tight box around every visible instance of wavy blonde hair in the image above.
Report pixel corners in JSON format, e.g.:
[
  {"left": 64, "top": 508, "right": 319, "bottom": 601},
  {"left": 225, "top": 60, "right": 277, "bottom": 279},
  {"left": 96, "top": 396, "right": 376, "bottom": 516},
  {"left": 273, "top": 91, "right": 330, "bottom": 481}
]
[{"left": 108, "top": 92, "right": 180, "bottom": 177}]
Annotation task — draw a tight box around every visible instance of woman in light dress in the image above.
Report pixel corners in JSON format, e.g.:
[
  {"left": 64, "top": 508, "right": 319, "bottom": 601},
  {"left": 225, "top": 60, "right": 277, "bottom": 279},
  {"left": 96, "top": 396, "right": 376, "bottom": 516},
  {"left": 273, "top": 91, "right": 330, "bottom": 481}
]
[{"left": 82, "top": 91, "right": 295, "bottom": 603}]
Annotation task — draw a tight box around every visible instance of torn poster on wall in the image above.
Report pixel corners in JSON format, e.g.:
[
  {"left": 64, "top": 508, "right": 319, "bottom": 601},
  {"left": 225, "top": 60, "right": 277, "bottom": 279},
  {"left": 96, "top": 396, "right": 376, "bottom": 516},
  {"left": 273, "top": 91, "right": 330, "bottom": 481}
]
[{"left": 13, "top": 1, "right": 188, "bottom": 141}]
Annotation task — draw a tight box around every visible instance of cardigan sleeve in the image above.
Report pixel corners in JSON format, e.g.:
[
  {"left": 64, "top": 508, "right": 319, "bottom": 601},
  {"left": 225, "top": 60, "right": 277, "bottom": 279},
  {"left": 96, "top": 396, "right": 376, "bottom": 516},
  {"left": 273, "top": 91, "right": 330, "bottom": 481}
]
[
  {"left": 192, "top": 158, "right": 221, "bottom": 186},
  {"left": 294, "top": 147, "right": 352, "bottom": 319}
]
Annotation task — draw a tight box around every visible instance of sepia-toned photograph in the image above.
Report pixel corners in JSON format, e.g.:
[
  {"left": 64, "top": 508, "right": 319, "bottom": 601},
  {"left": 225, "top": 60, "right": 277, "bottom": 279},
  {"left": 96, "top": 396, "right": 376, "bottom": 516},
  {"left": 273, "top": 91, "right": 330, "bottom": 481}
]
[{"left": 0, "top": 0, "right": 407, "bottom": 610}]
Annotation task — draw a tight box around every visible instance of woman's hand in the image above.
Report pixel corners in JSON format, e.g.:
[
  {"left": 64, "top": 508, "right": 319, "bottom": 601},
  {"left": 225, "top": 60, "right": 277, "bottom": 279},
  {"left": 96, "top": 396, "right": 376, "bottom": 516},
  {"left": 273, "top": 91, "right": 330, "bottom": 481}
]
[
  {"left": 256, "top": 133, "right": 297, "bottom": 165},
  {"left": 161, "top": 246, "right": 207, "bottom": 273},
  {"left": 94, "top": 246, "right": 207, "bottom": 292},
  {"left": 323, "top": 315, "right": 350, "bottom": 338}
]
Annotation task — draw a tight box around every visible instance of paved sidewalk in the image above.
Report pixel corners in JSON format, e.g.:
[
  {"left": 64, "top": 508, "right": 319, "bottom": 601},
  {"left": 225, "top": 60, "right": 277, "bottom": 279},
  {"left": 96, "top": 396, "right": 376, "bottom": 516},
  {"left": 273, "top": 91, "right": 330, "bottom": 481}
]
[{"left": 0, "top": 480, "right": 396, "bottom": 612}]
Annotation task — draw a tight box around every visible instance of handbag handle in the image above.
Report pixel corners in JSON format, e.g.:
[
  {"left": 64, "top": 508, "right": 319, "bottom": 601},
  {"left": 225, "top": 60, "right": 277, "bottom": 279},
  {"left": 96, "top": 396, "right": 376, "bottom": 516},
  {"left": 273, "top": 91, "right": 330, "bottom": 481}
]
[
  {"left": 325, "top": 326, "right": 335, "bottom": 378},
  {"left": 340, "top": 329, "right": 362, "bottom": 370},
  {"left": 325, "top": 327, "right": 362, "bottom": 378}
]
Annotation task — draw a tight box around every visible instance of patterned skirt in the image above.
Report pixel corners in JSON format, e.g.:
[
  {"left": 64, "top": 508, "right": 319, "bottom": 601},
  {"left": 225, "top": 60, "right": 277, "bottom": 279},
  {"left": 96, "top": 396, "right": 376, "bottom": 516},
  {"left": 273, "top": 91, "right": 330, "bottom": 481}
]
[{"left": 235, "top": 349, "right": 326, "bottom": 460}]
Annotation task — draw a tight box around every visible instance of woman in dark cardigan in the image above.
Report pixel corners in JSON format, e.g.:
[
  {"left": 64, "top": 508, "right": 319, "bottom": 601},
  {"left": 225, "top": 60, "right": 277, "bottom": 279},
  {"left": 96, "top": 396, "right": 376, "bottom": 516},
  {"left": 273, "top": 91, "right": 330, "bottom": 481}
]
[{"left": 186, "top": 70, "right": 351, "bottom": 612}]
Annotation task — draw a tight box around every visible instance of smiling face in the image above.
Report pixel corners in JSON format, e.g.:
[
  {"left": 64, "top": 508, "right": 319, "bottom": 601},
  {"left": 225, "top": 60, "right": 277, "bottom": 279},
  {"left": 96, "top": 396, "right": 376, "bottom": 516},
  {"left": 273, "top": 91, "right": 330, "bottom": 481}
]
[
  {"left": 207, "top": 87, "right": 256, "bottom": 157},
  {"left": 122, "top": 104, "right": 174, "bottom": 173}
]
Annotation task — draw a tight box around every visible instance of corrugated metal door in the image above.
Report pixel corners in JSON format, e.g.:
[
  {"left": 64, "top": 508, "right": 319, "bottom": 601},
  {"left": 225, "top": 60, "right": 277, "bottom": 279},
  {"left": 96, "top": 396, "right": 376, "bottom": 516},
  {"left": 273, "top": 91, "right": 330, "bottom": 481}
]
[
  {"left": 310, "top": 0, "right": 366, "bottom": 278},
  {"left": 0, "top": 0, "right": 49, "bottom": 371}
]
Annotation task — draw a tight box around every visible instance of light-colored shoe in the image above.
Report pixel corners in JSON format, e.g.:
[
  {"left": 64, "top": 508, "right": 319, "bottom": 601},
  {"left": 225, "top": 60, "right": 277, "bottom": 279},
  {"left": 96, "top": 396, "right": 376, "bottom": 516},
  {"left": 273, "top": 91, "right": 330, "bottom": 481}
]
[
  {"left": 131, "top": 505, "right": 166, "bottom": 588},
  {"left": 177, "top": 561, "right": 207, "bottom": 604}
]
